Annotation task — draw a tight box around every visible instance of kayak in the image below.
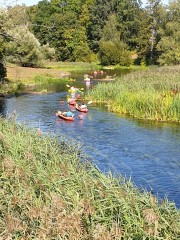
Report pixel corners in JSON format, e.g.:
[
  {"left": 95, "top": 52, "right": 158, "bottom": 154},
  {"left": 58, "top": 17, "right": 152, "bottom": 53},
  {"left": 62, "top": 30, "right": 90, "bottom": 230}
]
[
  {"left": 67, "top": 98, "right": 76, "bottom": 106},
  {"left": 56, "top": 112, "right": 74, "bottom": 121},
  {"left": 75, "top": 104, "right": 88, "bottom": 113}
]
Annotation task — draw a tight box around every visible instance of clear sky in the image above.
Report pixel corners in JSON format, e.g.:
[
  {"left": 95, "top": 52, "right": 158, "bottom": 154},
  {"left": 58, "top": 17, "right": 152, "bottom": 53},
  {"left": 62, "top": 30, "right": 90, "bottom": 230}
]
[{"left": 1, "top": 0, "right": 169, "bottom": 8}]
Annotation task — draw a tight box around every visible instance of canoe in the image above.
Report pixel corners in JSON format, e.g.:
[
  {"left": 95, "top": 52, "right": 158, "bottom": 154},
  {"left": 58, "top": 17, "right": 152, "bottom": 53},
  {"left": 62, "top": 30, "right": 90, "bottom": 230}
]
[
  {"left": 67, "top": 98, "right": 76, "bottom": 106},
  {"left": 56, "top": 112, "right": 74, "bottom": 121},
  {"left": 75, "top": 104, "right": 88, "bottom": 113}
]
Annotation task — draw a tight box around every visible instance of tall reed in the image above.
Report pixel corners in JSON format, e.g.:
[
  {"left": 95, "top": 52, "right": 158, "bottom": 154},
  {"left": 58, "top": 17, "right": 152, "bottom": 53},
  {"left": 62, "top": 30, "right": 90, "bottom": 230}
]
[
  {"left": 0, "top": 118, "right": 179, "bottom": 239},
  {"left": 86, "top": 65, "right": 180, "bottom": 122}
]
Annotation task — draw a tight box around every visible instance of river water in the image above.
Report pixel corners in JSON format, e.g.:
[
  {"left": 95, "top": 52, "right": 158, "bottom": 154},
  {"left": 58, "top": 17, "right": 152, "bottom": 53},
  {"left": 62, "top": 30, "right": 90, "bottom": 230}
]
[{"left": 0, "top": 69, "right": 180, "bottom": 208}]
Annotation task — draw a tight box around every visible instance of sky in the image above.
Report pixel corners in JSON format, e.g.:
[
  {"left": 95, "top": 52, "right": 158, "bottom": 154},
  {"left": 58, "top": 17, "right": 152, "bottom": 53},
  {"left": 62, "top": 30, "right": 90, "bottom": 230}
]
[{"left": 1, "top": 0, "right": 169, "bottom": 8}]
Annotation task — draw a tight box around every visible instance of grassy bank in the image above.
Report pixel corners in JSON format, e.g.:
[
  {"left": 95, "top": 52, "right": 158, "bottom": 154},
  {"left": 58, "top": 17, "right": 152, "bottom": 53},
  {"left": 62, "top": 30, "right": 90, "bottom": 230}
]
[
  {"left": 0, "top": 118, "right": 179, "bottom": 239},
  {"left": 45, "top": 61, "right": 100, "bottom": 72},
  {"left": 0, "top": 64, "right": 71, "bottom": 96},
  {"left": 86, "top": 65, "right": 180, "bottom": 122}
]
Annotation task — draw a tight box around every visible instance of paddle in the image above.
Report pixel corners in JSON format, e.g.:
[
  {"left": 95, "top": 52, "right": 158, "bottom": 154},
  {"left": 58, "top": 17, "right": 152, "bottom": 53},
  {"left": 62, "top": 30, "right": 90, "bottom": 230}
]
[
  {"left": 77, "top": 115, "right": 83, "bottom": 120},
  {"left": 87, "top": 100, "right": 93, "bottom": 105},
  {"left": 55, "top": 111, "right": 62, "bottom": 116}
]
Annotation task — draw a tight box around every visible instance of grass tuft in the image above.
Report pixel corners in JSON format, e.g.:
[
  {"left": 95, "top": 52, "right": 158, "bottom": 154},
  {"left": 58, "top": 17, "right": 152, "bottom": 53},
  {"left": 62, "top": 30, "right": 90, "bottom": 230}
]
[{"left": 86, "top": 65, "right": 180, "bottom": 122}]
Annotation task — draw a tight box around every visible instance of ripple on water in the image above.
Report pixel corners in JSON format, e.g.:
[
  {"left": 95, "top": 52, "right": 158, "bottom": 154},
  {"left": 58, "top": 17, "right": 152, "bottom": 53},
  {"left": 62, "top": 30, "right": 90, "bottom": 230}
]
[{"left": 1, "top": 92, "right": 180, "bottom": 208}]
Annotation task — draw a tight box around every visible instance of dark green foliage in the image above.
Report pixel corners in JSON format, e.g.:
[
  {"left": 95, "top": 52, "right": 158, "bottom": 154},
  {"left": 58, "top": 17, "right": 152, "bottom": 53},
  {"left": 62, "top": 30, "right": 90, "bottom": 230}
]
[
  {"left": 2, "top": 0, "right": 180, "bottom": 65},
  {"left": 30, "top": 0, "right": 55, "bottom": 46},
  {"left": 145, "top": 0, "right": 167, "bottom": 65},
  {"left": 99, "top": 40, "right": 131, "bottom": 66},
  {"left": 87, "top": 0, "right": 115, "bottom": 52},
  {"left": 115, "top": 0, "right": 142, "bottom": 49},
  {"left": 157, "top": 0, "right": 180, "bottom": 65},
  {"left": 0, "top": 52, "right": 6, "bottom": 81}
]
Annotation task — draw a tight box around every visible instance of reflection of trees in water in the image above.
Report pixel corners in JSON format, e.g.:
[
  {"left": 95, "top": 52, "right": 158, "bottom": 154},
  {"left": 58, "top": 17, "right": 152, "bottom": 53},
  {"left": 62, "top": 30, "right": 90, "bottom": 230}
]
[{"left": 0, "top": 98, "right": 6, "bottom": 116}]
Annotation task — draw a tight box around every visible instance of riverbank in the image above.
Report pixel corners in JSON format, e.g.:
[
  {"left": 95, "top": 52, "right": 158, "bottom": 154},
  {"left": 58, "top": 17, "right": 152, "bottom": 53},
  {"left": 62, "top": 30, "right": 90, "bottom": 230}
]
[
  {"left": 0, "top": 62, "right": 146, "bottom": 97},
  {"left": 0, "top": 64, "right": 71, "bottom": 97},
  {"left": 0, "top": 117, "right": 179, "bottom": 239},
  {"left": 86, "top": 65, "right": 180, "bottom": 123}
]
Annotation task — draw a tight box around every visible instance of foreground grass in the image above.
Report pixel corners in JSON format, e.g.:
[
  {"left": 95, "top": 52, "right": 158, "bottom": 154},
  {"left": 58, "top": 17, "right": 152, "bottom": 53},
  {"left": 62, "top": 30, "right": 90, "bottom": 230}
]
[
  {"left": 86, "top": 65, "right": 180, "bottom": 122},
  {"left": 0, "top": 118, "right": 179, "bottom": 239}
]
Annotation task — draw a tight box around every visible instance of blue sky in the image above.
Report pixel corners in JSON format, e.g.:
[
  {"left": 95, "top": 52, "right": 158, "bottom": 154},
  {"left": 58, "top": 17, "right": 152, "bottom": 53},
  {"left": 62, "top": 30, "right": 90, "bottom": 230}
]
[{"left": 2, "top": 0, "right": 169, "bottom": 7}]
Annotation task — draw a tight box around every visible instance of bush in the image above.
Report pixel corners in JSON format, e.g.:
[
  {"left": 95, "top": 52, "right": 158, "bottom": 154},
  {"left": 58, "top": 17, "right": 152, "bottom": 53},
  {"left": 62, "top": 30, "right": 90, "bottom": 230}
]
[{"left": 99, "top": 40, "right": 132, "bottom": 66}]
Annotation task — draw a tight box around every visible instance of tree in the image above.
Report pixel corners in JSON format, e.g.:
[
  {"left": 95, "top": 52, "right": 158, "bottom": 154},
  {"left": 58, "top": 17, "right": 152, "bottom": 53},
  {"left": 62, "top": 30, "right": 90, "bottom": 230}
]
[
  {"left": 0, "top": 52, "right": 6, "bottom": 81},
  {"left": 30, "top": 0, "right": 55, "bottom": 46},
  {"left": 157, "top": 0, "right": 180, "bottom": 65},
  {"left": 100, "top": 14, "right": 120, "bottom": 42},
  {"left": 0, "top": 8, "right": 12, "bottom": 80},
  {"left": 5, "top": 26, "right": 44, "bottom": 67},
  {"left": 99, "top": 40, "right": 131, "bottom": 66},
  {"left": 7, "top": 5, "right": 29, "bottom": 26},
  {"left": 145, "top": 0, "right": 166, "bottom": 64},
  {"left": 87, "top": 0, "right": 114, "bottom": 52},
  {"left": 133, "top": 10, "right": 151, "bottom": 65},
  {"left": 115, "top": 0, "right": 142, "bottom": 49},
  {"left": 98, "top": 14, "right": 132, "bottom": 66}
]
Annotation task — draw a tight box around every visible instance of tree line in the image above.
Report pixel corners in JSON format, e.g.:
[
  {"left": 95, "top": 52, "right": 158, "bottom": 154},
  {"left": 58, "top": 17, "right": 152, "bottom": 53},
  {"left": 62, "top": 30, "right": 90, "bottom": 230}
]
[{"left": 0, "top": 0, "right": 180, "bottom": 79}]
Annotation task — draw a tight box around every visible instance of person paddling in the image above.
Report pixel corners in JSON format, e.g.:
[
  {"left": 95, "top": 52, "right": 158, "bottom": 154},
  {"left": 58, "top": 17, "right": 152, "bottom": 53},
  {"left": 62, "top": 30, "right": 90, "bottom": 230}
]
[
  {"left": 80, "top": 103, "right": 87, "bottom": 109},
  {"left": 62, "top": 110, "right": 74, "bottom": 117}
]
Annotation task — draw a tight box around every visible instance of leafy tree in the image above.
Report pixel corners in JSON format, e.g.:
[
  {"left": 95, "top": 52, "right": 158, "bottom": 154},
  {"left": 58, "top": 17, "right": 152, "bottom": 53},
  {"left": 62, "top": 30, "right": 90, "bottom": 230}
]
[
  {"left": 87, "top": 0, "right": 114, "bottom": 52},
  {"left": 0, "top": 8, "right": 12, "bottom": 80},
  {"left": 49, "top": 11, "right": 79, "bottom": 60},
  {"left": 7, "top": 5, "right": 29, "bottom": 26},
  {"left": 62, "top": 25, "right": 92, "bottom": 61},
  {"left": 134, "top": 10, "right": 151, "bottom": 65},
  {"left": 145, "top": 0, "right": 166, "bottom": 64},
  {"left": 157, "top": 0, "right": 180, "bottom": 65},
  {"left": 79, "top": 4, "right": 90, "bottom": 27},
  {"left": 30, "top": 0, "right": 55, "bottom": 45},
  {"left": 0, "top": 52, "right": 6, "bottom": 81},
  {"left": 115, "top": 0, "right": 142, "bottom": 49},
  {"left": 5, "top": 26, "right": 44, "bottom": 67},
  {"left": 98, "top": 14, "right": 131, "bottom": 66},
  {"left": 99, "top": 40, "right": 131, "bottom": 66},
  {"left": 41, "top": 43, "right": 56, "bottom": 60},
  {"left": 100, "top": 14, "right": 120, "bottom": 42}
]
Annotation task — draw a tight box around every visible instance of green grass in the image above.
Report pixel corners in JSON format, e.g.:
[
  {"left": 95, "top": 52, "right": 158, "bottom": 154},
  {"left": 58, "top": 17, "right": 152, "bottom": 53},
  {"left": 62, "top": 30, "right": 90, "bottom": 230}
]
[
  {"left": 34, "top": 75, "right": 69, "bottom": 84},
  {"left": 0, "top": 118, "right": 179, "bottom": 239},
  {"left": 86, "top": 65, "right": 180, "bottom": 122},
  {"left": 45, "top": 61, "right": 101, "bottom": 71}
]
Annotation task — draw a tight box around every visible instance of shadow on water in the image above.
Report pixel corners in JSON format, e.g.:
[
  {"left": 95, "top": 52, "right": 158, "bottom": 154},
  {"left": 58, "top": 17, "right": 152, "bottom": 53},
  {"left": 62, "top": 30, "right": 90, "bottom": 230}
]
[{"left": 0, "top": 97, "right": 6, "bottom": 117}]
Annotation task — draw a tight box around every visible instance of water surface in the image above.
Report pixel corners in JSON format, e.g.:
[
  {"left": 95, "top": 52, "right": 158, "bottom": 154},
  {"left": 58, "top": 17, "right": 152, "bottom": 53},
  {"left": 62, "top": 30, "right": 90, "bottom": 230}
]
[{"left": 1, "top": 91, "right": 179, "bottom": 208}]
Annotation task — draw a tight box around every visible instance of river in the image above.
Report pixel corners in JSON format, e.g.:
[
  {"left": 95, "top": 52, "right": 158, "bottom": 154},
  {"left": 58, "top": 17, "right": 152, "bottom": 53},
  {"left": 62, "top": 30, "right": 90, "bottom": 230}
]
[{"left": 0, "top": 69, "right": 180, "bottom": 208}]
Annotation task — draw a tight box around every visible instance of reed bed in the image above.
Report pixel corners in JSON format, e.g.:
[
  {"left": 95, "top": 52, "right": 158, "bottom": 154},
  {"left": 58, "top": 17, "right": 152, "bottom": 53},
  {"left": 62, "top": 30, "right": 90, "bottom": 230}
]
[
  {"left": 0, "top": 118, "right": 179, "bottom": 239},
  {"left": 86, "top": 65, "right": 180, "bottom": 122}
]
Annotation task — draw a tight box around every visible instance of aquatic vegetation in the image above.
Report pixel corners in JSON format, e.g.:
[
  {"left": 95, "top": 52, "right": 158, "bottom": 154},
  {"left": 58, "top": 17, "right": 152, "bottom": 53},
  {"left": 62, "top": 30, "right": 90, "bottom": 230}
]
[
  {"left": 86, "top": 65, "right": 180, "bottom": 122},
  {"left": 0, "top": 118, "right": 179, "bottom": 239}
]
